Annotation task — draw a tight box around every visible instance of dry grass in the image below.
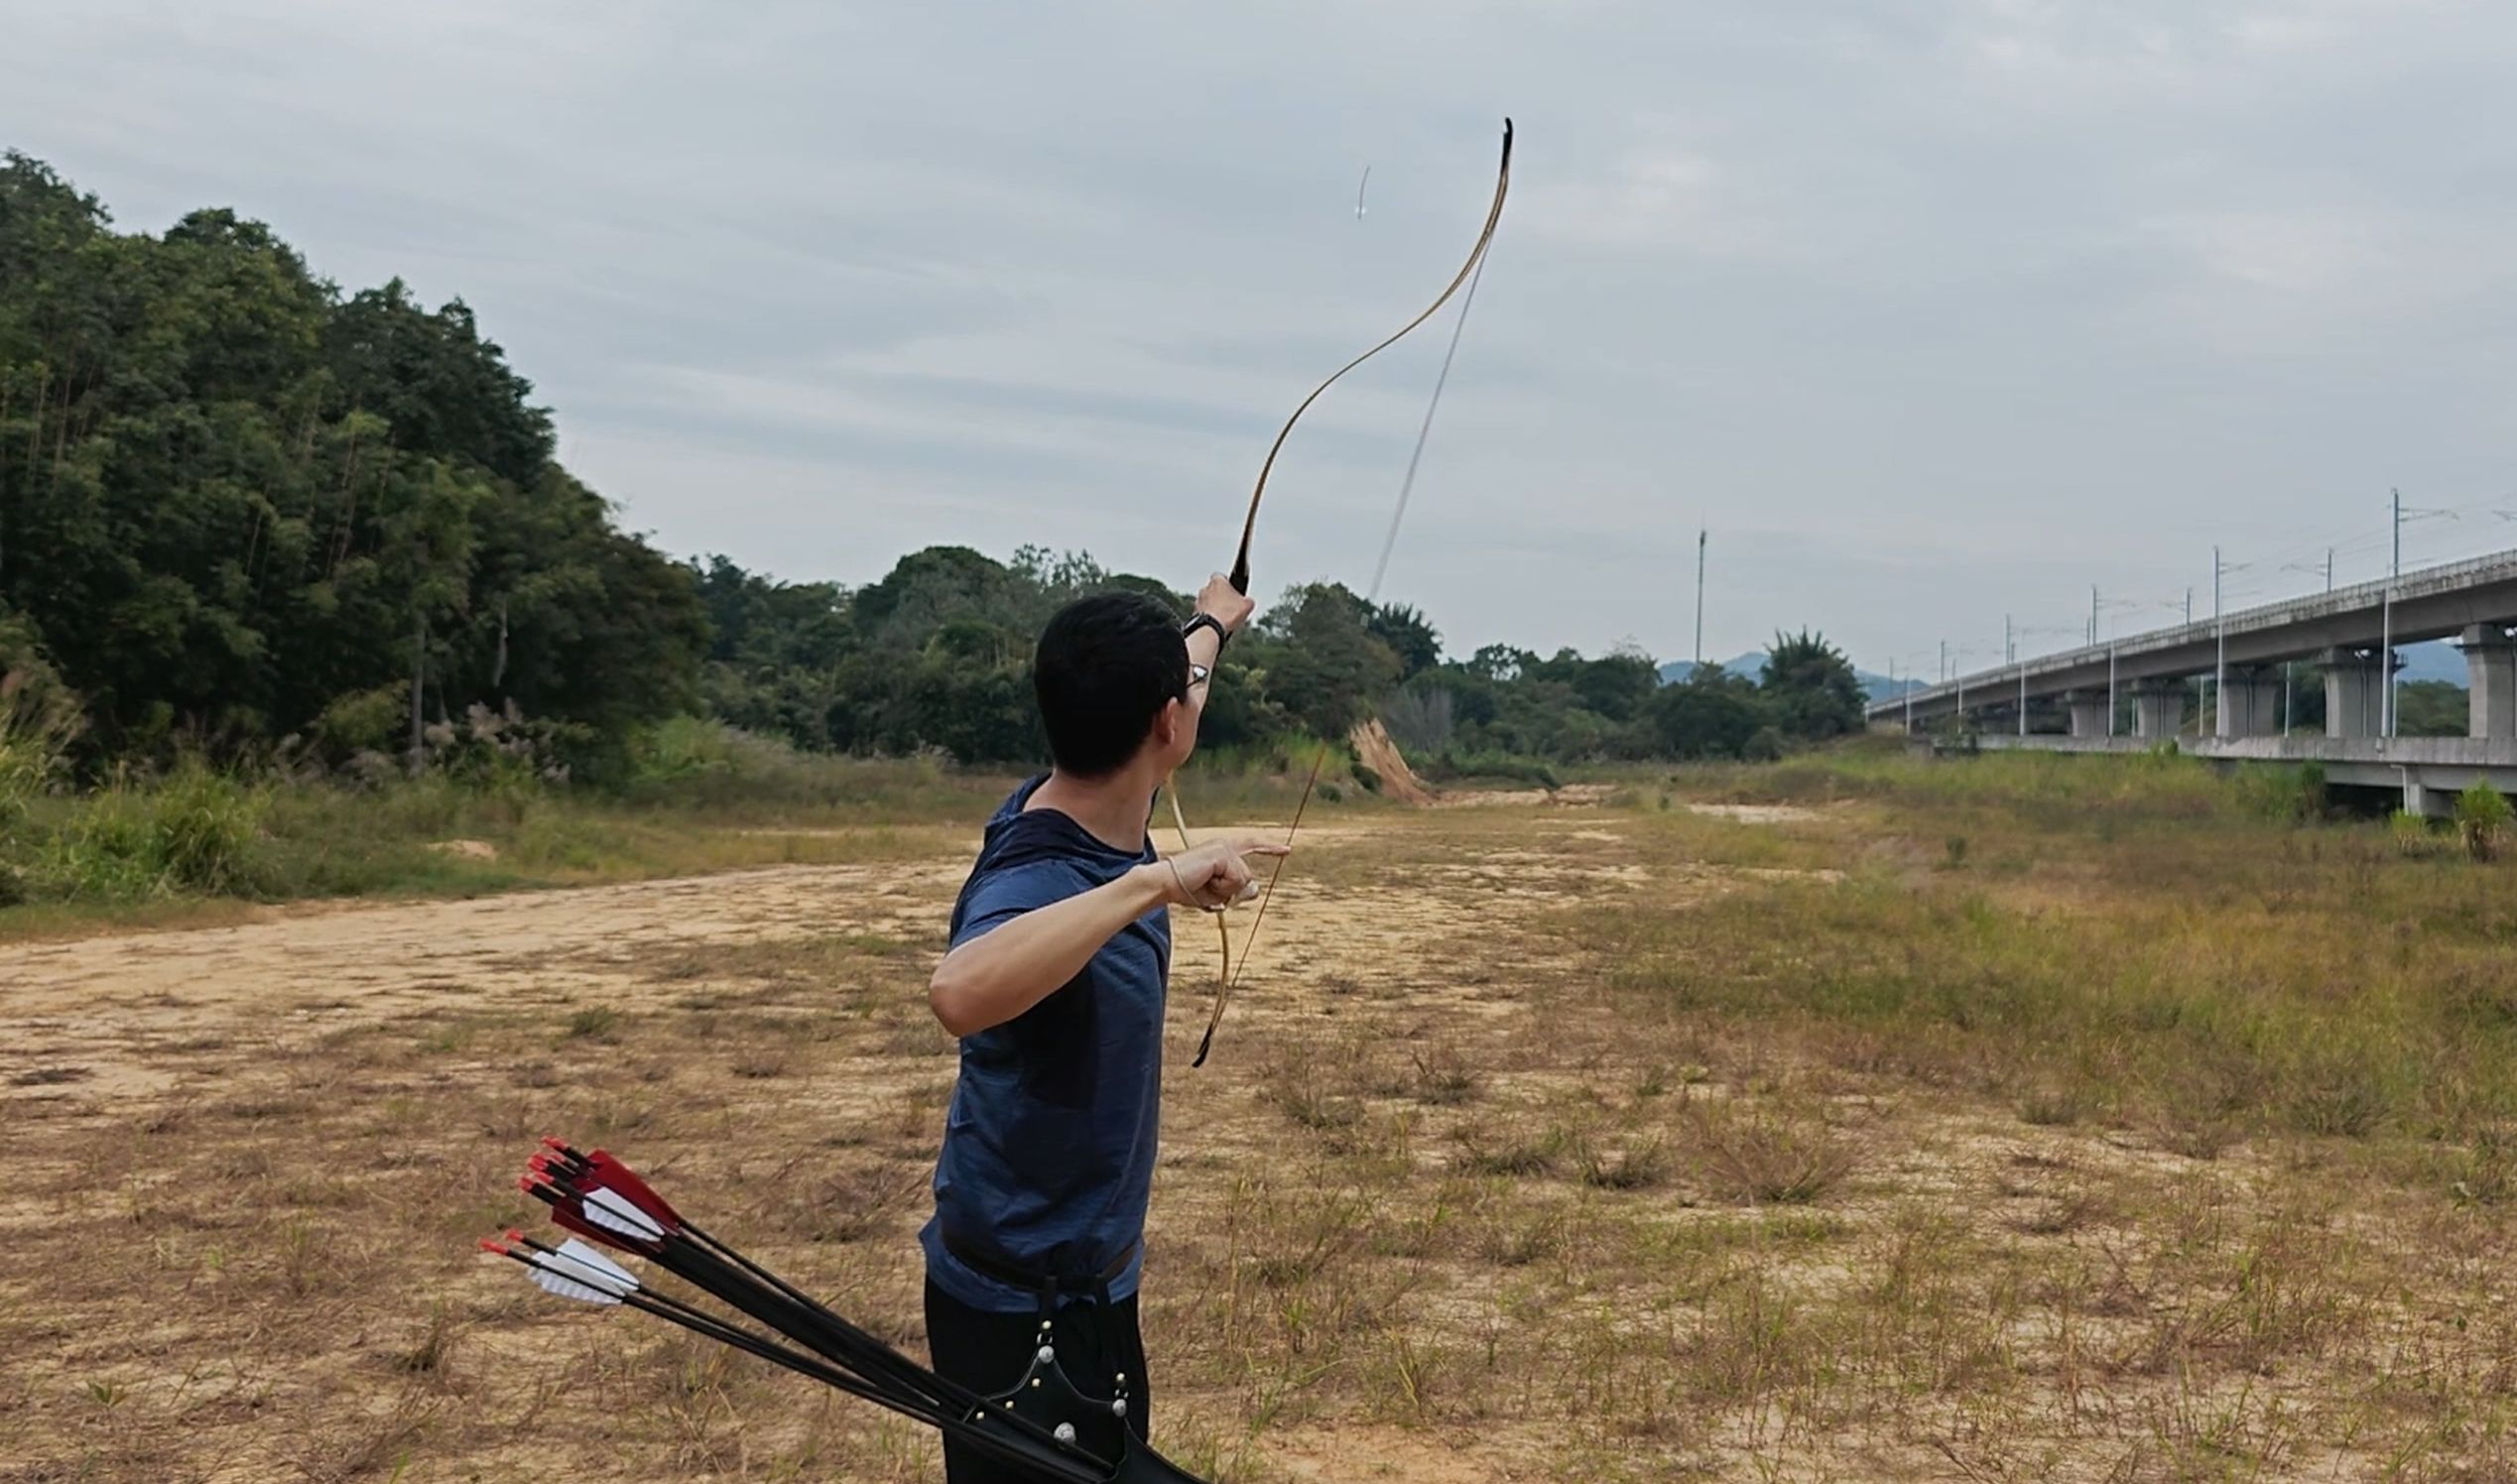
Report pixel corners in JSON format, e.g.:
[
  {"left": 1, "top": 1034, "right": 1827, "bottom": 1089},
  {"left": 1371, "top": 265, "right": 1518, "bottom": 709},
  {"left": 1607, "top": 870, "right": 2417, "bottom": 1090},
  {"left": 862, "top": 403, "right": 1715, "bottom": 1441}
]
[{"left": 4, "top": 754, "right": 2517, "bottom": 1481}]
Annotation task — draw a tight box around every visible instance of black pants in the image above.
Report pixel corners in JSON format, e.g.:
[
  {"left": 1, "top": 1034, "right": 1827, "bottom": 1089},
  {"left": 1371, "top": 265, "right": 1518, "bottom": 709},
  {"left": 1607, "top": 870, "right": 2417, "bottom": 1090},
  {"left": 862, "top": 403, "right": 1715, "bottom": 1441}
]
[{"left": 924, "top": 1279, "right": 1151, "bottom": 1483}]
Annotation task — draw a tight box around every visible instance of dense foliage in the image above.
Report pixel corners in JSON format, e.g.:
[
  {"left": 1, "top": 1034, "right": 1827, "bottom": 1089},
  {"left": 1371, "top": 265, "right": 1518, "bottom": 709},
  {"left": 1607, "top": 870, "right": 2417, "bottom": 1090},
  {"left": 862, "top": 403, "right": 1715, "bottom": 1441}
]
[
  {"left": 0, "top": 155, "right": 1869, "bottom": 783},
  {"left": 686, "top": 545, "right": 1875, "bottom": 770},
  {"left": 0, "top": 154, "right": 704, "bottom": 777}
]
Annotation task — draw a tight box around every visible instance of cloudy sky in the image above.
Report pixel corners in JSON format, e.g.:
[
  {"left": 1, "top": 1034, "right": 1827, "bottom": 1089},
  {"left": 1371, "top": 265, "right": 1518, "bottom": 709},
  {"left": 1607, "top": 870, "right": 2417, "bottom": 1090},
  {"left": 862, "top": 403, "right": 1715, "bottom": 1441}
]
[{"left": 14, "top": 0, "right": 2517, "bottom": 676}]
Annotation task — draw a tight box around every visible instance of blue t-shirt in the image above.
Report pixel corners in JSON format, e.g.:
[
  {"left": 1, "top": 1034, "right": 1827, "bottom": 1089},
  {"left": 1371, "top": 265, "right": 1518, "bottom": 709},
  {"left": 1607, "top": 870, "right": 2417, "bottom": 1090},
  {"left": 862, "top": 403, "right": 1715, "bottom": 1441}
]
[{"left": 921, "top": 776, "right": 1173, "bottom": 1312}]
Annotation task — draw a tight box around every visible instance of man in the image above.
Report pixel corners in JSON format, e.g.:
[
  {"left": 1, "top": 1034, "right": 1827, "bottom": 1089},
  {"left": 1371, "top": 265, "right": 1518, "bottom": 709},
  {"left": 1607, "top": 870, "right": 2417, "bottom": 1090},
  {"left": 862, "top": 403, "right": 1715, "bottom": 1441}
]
[{"left": 922, "top": 574, "right": 1282, "bottom": 1480}]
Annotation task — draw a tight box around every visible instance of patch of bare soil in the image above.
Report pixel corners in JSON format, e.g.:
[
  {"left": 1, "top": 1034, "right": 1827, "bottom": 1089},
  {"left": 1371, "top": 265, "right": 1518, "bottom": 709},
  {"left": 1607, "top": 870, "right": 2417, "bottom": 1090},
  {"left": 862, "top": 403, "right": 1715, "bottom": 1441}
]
[
  {"left": 1432, "top": 783, "right": 1617, "bottom": 809},
  {"left": 1681, "top": 802, "right": 1821, "bottom": 824}
]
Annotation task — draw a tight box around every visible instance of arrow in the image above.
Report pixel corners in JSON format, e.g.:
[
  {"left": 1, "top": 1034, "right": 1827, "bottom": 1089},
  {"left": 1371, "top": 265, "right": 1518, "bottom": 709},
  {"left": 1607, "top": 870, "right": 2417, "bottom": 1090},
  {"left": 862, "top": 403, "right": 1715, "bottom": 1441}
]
[{"left": 498, "top": 1139, "right": 1208, "bottom": 1482}]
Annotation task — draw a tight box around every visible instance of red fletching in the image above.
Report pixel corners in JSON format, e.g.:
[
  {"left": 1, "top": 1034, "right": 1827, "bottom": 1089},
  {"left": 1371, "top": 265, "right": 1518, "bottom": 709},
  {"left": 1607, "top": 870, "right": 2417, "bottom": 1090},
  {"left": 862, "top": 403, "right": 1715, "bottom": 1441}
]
[
  {"left": 478, "top": 1235, "right": 510, "bottom": 1255},
  {"left": 585, "top": 1151, "right": 682, "bottom": 1229}
]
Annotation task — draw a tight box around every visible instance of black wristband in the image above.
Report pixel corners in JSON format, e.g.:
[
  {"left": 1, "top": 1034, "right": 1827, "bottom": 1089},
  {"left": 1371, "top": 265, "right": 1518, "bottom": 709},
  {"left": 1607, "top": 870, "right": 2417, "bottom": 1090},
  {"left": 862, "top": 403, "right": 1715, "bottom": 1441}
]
[{"left": 1182, "top": 613, "right": 1230, "bottom": 651}]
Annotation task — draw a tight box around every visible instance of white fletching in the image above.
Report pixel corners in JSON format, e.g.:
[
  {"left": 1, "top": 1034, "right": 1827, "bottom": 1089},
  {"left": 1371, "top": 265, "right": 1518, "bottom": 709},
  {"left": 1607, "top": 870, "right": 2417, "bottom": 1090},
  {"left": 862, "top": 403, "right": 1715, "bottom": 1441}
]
[
  {"left": 552, "top": 1237, "right": 638, "bottom": 1292},
  {"left": 582, "top": 1185, "right": 665, "bottom": 1241},
  {"left": 526, "top": 1263, "right": 623, "bottom": 1306}
]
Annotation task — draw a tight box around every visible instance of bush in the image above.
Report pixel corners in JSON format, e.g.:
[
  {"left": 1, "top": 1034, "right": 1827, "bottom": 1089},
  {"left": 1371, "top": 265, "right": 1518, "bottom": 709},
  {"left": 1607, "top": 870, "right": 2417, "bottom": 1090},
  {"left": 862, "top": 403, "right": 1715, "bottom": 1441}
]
[
  {"left": 148, "top": 765, "right": 267, "bottom": 892},
  {"left": 1419, "top": 749, "right": 1562, "bottom": 792},
  {"left": 2235, "top": 762, "right": 2327, "bottom": 823},
  {"left": 0, "top": 647, "right": 80, "bottom": 842},
  {"left": 0, "top": 723, "right": 53, "bottom": 838},
  {"left": 315, "top": 683, "right": 407, "bottom": 758},
  {"left": 35, "top": 765, "right": 267, "bottom": 901},
  {"left": 1743, "top": 726, "right": 1786, "bottom": 763},
  {"left": 2457, "top": 782, "right": 2513, "bottom": 862}
]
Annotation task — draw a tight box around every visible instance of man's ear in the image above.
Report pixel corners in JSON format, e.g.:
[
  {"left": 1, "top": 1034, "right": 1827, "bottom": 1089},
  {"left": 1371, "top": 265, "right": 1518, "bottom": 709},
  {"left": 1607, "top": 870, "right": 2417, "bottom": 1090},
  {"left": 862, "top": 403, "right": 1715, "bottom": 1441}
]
[{"left": 1151, "top": 696, "right": 1185, "bottom": 753}]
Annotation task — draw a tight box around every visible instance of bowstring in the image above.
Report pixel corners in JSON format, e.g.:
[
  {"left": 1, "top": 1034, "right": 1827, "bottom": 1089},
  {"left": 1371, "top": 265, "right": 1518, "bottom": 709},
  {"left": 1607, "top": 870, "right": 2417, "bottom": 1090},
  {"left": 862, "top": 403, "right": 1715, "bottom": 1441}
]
[{"left": 1165, "top": 777, "right": 1229, "bottom": 989}]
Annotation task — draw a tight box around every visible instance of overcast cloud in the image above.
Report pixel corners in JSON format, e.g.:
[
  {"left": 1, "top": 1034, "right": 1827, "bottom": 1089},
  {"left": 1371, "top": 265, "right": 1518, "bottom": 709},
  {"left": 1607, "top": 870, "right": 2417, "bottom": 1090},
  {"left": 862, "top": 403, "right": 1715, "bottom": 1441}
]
[{"left": 12, "top": 0, "right": 2517, "bottom": 674}]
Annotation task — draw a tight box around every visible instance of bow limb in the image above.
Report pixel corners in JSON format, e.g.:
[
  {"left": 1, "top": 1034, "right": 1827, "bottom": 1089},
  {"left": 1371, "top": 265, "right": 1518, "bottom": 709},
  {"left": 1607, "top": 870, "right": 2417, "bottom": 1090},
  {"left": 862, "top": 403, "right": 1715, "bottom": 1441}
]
[
  {"left": 1195, "top": 117, "right": 1515, "bottom": 1067},
  {"left": 1226, "top": 118, "right": 1513, "bottom": 596}
]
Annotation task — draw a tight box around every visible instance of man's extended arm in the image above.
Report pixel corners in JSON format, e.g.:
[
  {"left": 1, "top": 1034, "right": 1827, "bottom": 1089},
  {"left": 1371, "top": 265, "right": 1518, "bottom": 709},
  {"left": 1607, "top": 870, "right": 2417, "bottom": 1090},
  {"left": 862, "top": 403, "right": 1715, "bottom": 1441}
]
[
  {"left": 929, "top": 835, "right": 1287, "bottom": 1038},
  {"left": 1179, "top": 573, "right": 1251, "bottom": 727}
]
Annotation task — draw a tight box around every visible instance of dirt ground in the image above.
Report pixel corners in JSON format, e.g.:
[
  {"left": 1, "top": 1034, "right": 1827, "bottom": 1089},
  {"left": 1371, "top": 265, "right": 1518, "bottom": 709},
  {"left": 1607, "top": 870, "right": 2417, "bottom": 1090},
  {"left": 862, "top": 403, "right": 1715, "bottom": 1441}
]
[{"left": 0, "top": 797, "right": 2506, "bottom": 1481}]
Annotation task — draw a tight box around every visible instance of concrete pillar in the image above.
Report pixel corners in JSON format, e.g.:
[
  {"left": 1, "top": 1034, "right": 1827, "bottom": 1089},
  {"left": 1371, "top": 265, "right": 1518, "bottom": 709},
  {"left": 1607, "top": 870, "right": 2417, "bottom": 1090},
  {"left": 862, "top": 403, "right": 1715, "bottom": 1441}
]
[
  {"left": 2067, "top": 690, "right": 2109, "bottom": 738},
  {"left": 2460, "top": 624, "right": 2517, "bottom": 739},
  {"left": 2215, "top": 665, "right": 2283, "bottom": 738},
  {"left": 2132, "top": 679, "right": 2186, "bottom": 740},
  {"left": 2319, "top": 647, "right": 2394, "bottom": 739}
]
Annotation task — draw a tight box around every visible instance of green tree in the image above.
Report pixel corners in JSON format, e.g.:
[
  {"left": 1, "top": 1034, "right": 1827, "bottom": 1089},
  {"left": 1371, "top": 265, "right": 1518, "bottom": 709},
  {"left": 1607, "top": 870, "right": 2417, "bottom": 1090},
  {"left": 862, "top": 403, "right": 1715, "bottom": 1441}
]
[
  {"left": 1252, "top": 583, "right": 1402, "bottom": 739},
  {"left": 1365, "top": 601, "right": 1443, "bottom": 680},
  {"left": 2395, "top": 680, "right": 2467, "bottom": 738},
  {"left": 1761, "top": 629, "right": 1865, "bottom": 741},
  {"left": 689, "top": 556, "right": 855, "bottom": 749},
  {"left": 1646, "top": 665, "right": 1769, "bottom": 759},
  {"left": 0, "top": 156, "right": 704, "bottom": 771}
]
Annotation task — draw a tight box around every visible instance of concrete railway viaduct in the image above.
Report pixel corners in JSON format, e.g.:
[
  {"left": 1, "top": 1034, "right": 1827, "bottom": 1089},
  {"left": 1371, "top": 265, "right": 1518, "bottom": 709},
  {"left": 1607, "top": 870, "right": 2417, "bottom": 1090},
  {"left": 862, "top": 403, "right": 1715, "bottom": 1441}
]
[{"left": 1868, "top": 548, "right": 2517, "bottom": 815}]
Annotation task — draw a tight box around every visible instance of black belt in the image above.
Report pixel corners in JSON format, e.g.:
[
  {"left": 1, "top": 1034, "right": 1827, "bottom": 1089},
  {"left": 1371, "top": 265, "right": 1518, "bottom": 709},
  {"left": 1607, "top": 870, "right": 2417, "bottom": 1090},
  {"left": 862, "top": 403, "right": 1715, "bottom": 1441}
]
[{"left": 942, "top": 1231, "right": 1139, "bottom": 1297}]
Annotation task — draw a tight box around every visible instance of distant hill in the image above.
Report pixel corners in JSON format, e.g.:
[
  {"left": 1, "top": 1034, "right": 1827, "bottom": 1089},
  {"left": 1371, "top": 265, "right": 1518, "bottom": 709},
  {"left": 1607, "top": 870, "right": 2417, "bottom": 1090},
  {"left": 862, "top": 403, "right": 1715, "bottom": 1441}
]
[
  {"left": 1657, "top": 651, "right": 1768, "bottom": 685},
  {"left": 1660, "top": 650, "right": 1918, "bottom": 702},
  {"left": 2399, "top": 639, "right": 2465, "bottom": 685}
]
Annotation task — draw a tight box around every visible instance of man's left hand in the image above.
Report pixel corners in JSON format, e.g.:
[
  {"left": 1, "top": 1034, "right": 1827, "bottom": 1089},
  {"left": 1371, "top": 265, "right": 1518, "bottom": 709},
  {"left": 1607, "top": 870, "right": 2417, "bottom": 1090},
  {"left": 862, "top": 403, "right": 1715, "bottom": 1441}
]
[{"left": 1195, "top": 573, "right": 1256, "bottom": 637}]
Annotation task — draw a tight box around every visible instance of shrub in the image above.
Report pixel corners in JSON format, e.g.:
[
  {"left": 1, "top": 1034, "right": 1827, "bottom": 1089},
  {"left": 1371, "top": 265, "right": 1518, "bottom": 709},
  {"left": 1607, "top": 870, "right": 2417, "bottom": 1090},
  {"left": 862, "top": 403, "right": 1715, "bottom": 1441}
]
[
  {"left": 2457, "top": 781, "right": 2513, "bottom": 862},
  {"left": 148, "top": 765, "right": 267, "bottom": 893},
  {"left": 315, "top": 684, "right": 407, "bottom": 758},
  {"left": 2235, "top": 762, "right": 2327, "bottom": 823},
  {"left": 0, "top": 652, "right": 80, "bottom": 843},
  {"left": 37, "top": 765, "right": 267, "bottom": 901},
  {"left": 0, "top": 722, "right": 55, "bottom": 838},
  {"left": 1419, "top": 749, "right": 1562, "bottom": 791}
]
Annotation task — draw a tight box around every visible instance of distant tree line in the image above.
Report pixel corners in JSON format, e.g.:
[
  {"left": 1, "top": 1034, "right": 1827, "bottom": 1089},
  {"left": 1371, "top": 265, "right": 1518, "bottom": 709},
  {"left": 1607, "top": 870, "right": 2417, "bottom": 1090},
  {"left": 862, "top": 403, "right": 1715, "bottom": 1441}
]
[
  {"left": 693, "top": 545, "right": 1869, "bottom": 769},
  {"left": 0, "top": 154, "right": 1868, "bottom": 781}
]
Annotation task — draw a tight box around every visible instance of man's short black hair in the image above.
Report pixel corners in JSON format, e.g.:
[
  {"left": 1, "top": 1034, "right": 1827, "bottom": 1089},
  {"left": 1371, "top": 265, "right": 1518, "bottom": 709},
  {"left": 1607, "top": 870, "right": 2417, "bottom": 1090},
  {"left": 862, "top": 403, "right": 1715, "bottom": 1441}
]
[{"left": 1034, "top": 592, "right": 1189, "bottom": 778}]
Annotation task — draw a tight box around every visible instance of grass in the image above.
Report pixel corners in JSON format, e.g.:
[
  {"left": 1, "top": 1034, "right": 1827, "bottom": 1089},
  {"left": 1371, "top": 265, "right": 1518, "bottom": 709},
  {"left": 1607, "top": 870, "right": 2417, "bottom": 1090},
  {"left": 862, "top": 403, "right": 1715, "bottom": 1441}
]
[
  {"left": 1584, "top": 751, "right": 2517, "bottom": 1150},
  {"left": 8, "top": 746, "right": 2517, "bottom": 1479},
  {"left": 0, "top": 723, "right": 1366, "bottom": 941}
]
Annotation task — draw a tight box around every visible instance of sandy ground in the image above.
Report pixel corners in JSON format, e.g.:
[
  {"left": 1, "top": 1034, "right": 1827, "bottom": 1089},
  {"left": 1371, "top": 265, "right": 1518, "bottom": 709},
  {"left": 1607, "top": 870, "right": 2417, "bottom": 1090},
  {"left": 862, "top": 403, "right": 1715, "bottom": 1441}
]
[
  {"left": 0, "top": 807, "right": 1649, "bottom": 1481},
  {"left": 2, "top": 797, "right": 2492, "bottom": 1482}
]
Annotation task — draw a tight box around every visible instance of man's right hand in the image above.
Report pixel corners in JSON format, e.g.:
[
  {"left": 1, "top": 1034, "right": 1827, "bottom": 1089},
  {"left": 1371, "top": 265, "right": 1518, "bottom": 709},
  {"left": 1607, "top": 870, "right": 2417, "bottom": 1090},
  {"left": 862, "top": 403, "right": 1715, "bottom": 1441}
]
[{"left": 1154, "top": 834, "right": 1291, "bottom": 911}]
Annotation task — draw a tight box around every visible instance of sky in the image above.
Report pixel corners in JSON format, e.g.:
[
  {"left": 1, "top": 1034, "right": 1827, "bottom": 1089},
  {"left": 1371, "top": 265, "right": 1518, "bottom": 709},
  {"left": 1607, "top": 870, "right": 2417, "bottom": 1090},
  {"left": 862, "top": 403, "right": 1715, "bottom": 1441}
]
[{"left": 12, "top": 0, "right": 2517, "bottom": 679}]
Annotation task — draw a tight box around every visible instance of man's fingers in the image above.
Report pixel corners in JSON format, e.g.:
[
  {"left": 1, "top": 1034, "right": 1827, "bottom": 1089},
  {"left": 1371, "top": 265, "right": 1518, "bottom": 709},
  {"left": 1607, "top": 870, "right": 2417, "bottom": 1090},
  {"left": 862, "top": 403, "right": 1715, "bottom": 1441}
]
[{"left": 1234, "top": 840, "right": 1294, "bottom": 858}]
